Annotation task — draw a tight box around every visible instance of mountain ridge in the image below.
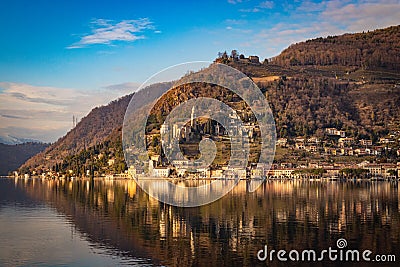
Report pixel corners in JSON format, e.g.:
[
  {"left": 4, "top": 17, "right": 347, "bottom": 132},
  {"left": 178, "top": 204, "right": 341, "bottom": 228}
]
[
  {"left": 0, "top": 135, "right": 42, "bottom": 145},
  {"left": 272, "top": 25, "right": 400, "bottom": 71}
]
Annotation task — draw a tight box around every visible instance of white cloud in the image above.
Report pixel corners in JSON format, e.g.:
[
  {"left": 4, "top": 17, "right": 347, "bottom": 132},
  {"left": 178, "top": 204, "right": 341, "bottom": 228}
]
[
  {"left": 259, "top": 1, "right": 274, "bottom": 9},
  {"left": 228, "top": 0, "right": 243, "bottom": 4},
  {"left": 225, "top": 19, "right": 248, "bottom": 25},
  {"left": 0, "top": 82, "right": 139, "bottom": 143},
  {"left": 103, "top": 82, "right": 140, "bottom": 92},
  {"left": 239, "top": 0, "right": 400, "bottom": 57},
  {"left": 320, "top": 1, "right": 400, "bottom": 32},
  {"left": 239, "top": 0, "right": 275, "bottom": 12},
  {"left": 239, "top": 7, "right": 261, "bottom": 12},
  {"left": 67, "top": 18, "right": 154, "bottom": 49},
  {"left": 296, "top": 0, "right": 327, "bottom": 12}
]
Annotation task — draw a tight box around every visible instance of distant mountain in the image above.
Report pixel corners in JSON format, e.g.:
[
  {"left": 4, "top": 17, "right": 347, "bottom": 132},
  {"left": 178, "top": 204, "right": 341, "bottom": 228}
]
[
  {"left": 0, "top": 135, "right": 42, "bottom": 145},
  {"left": 0, "top": 142, "right": 48, "bottom": 175},
  {"left": 20, "top": 26, "right": 400, "bottom": 173}
]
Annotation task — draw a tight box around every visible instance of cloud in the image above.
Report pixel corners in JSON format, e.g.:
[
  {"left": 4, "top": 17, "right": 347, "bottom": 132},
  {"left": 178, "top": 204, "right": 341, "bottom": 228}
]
[
  {"left": 239, "top": 7, "right": 261, "bottom": 12},
  {"left": 225, "top": 19, "right": 248, "bottom": 25},
  {"left": 236, "top": 0, "right": 400, "bottom": 57},
  {"left": 259, "top": 1, "right": 274, "bottom": 9},
  {"left": 296, "top": 0, "right": 326, "bottom": 12},
  {"left": 239, "top": 0, "right": 274, "bottom": 12},
  {"left": 103, "top": 82, "right": 140, "bottom": 92},
  {"left": 1, "top": 114, "right": 29, "bottom": 119},
  {"left": 0, "top": 126, "right": 66, "bottom": 145},
  {"left": 227, "top": 0, "right": 242, "bottom": 4},
  {"left": 67, "top": 18, "right": 154, "bottom": 49},
  {"left": 320, "top": 1, "right": 400, "bottom": 32},
  {"left": 0, "top": 82, "right": 138, "bottom": 143}
]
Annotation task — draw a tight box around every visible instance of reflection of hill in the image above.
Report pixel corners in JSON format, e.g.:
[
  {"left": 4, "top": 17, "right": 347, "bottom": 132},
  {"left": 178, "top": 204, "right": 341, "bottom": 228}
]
[
  {"left": 18, "top": 179, "right": 400, "bottom": 266},
  {"left": 20, "top": 179, "right": 157, "bottom": 264}
]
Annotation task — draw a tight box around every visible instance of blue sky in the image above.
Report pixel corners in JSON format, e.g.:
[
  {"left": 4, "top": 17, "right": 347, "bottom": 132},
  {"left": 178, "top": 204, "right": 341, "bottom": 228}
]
[{"left": 0, "top": 0, "right": 399, "bottom": 143}]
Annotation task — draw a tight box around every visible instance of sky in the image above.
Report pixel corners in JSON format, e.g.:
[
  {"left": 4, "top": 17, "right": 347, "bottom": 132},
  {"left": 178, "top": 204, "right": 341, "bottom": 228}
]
[{"left": 0, "top": 0, "right": 399, "bottom": 143}]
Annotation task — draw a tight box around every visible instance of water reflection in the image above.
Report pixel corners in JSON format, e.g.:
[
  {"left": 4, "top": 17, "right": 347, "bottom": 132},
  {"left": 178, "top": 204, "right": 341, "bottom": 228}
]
[
  {"left": 11, "top": 178, "right": 400, "bottom": 266},
  {"left": 0, "top": 178, "right": 151, "bottom": 267}
]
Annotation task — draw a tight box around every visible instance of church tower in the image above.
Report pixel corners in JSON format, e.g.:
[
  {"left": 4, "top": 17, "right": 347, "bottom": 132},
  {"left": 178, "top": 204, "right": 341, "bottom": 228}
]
[{"left": 190, "top": 106, "right": 195, "bottom": 127}]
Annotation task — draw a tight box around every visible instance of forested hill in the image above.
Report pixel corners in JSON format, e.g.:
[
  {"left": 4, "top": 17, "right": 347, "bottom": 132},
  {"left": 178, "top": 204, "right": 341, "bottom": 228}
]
[{"left": 272, "top": 25, "right": 400, "bottom": 71}]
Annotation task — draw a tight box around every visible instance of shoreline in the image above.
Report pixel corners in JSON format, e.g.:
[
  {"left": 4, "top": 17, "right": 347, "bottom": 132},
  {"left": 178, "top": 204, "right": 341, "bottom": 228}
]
[{"left": 5, "top": 175, "right": 399, "bottom": 182}]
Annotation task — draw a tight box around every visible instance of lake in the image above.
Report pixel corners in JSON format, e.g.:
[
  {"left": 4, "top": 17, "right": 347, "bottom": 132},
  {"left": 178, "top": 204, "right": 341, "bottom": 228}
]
[{"left": 0, "top": 177, "right": 399, "bottom": 266}]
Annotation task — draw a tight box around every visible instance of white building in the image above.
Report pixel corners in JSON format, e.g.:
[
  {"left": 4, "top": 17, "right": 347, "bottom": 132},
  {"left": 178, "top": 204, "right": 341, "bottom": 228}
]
[
  {"left": 153, "top": 167, "right": 170, "bottom": 178},
  {"left": 160, "top": 121, "right": 169, "bottom": 135}
]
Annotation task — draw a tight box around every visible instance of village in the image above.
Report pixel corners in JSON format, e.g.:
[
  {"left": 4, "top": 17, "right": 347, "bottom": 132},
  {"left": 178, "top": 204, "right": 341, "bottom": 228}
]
[
  {"left": 13, "top": 106, "right": 400, "bottom": 182},
  {"left": 128, "top": 103, "right": 400, "bottom": 181}
]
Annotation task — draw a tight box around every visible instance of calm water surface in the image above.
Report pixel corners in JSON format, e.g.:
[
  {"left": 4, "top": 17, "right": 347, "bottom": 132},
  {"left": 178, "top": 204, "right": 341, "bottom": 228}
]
[{"left": 0, "top": 177, "right": 399, "bottom": 266}]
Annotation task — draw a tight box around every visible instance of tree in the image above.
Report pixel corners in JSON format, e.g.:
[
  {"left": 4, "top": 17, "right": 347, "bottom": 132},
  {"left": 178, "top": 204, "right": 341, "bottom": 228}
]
[
  {"left": 230, "top": 50, "right": 238, "bottom": 61},
  {"left": 387, "top": 169, "right": 397, "bottom": 178}
]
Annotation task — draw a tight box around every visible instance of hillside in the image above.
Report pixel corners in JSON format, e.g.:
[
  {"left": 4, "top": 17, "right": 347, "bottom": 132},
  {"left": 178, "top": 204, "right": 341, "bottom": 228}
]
[
  {"left": 273, "top": 25, "right": 400, "bottom": 68},
  {"left": 21, "top": 82, "right": 173, "bottom": 172},
  {"left": 271, "top": 25, "right": 400, "bottom": 82},
  {"left": 0, "top": 142, "right": 48, "bottom": 175},
  {"left": 20, "top": 94, "right": 133, "bottom": 170},
  {"left": 20, "top": 25, "right": 400, "bottom": 173}
]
